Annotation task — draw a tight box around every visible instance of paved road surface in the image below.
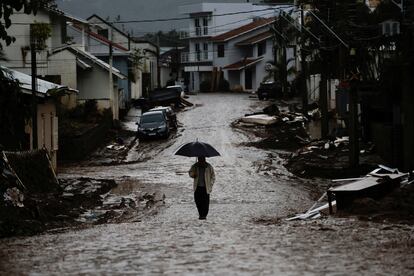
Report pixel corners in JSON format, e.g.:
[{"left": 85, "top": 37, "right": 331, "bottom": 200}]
[{"left": 0, "top": 93, "right": 412, "bottom": 275}]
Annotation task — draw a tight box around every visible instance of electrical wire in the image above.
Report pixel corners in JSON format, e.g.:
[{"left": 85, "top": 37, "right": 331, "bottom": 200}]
[{"left": 6, "top": 6, "right": 292, "bottom": 26}]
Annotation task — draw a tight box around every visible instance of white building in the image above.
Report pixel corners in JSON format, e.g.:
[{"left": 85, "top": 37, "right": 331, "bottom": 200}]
[
  {"left": 211, "top": 17, "right": 276, "bottom": 91},
  {"left": 84, "top": 14, "right": 160, "bottom": 97},
  {"left": 2, "top": 6, "right": 87, "bottom": 81},
  {"left": 179, "top": 2, "right": 275, "bottom": 92},
  {"left": 52, "top": 45, "right": 126, "bottom": 120}
]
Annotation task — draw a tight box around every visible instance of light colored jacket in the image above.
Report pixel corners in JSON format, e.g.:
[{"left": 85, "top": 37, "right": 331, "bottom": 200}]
[{"left": 189, "top": 162, "right": 215, "bottom": 194}]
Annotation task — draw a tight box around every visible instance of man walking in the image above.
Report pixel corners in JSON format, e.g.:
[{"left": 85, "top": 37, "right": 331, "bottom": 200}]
[{"left": 189, "top": 157, "right": 215, "bottom": 220}]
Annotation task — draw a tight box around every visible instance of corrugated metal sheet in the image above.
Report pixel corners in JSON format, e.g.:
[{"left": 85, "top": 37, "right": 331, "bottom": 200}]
[{"left": 1, "top": 66, "right": 79, "bottom": 97}]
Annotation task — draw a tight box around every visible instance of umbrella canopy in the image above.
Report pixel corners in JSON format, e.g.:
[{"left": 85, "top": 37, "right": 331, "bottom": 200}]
[{"left": 174, "top": 141, "right": 221, "bottom": 157}]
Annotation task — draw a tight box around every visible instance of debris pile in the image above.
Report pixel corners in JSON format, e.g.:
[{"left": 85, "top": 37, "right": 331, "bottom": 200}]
[
  {"left": 286, "top": 165, "right": 414, "bottom": 223},
  {"left": 0, "top": 148, "right": 166, "bottom": 237},
  {"left": 285, "top": 137, "right": 380, "bottom": 178},
  {"left": 234, "top": 104, "right": 311, "bottom": 150},
  {"left": 4, "top": 149, "right": 61, "bottom": 193},
  {"left": 76, "top": 191, "right": 165, "bottom": 224}
]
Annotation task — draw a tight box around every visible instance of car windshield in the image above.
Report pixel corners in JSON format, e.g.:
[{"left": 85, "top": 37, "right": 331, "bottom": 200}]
[{"left": 141, "top": 114, "right": 163, "bottom": 124}]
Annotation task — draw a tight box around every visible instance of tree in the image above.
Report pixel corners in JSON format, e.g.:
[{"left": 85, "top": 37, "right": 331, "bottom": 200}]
[
  {"left": 143, "top": 30, "right": 186, "bottom": 47},
  {"left": 0, "top": 0, "right": 54, "bottom": 49},
  {"left": 272, "top": 10, "right": 297, "bottom": 95}
]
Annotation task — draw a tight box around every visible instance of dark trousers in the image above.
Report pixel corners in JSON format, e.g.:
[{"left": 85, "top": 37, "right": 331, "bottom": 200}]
[{"left": 194, "top": 186, "right": 210, "bottom": 218}]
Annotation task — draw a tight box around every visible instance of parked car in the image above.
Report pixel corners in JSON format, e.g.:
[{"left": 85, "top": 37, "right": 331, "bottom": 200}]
[
  {"left": 257, "top": 81, "right": 282, "bottom": 100},
  {"left": 136, "top": 111, "right": 170, "bottom": 139},
  {"left": 149, "top": 106, "right": 178, "bottom": 129}
]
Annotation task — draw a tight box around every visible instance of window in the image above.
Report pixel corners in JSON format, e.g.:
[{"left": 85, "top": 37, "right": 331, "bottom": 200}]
[
  {"left": 98, "top": 29, "right": 109, "bottom": 38},
  {"left": 203, "top": 43, "right": 209, "bottom": 60},
  {"left": 258, "top": 41, "right": 267, "bottom": 56},
  {"left": 203, "top": 17, "right": 209, "bottom": 35},
  {"left": 217, "top": 44, "right": 225, "bottom": 58},
  {"left": 195, "top": 18, "right": 201, "bottom": 36},
  {"left": 203, "top": 17, "right": 208, "bottom": 27},
  {"left": 195, "top": 43, "right": 201, "bottom": 61}
]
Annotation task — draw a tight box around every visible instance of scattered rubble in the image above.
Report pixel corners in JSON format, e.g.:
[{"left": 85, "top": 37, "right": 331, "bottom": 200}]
[
  {"left": 233, "top": 103, "right": 310, "bottom": 150},
  {"left": 285, "top": 165, "right": 414, "bottom": 224},
  {"left": 0, "top": 150, "right": 165, "bottom": 237},
  {"left": 285, "top": 138, "right": 382, "bottom": 179}
]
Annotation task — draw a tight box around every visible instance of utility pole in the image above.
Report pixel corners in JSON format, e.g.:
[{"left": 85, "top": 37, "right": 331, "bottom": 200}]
[
  {"left": 300, "top": 5, "right": 308, "bottom": 115},
  {"left": 109, "top": 41, "right": 115, "bottom": 120},
  {"left": 30, "top": 25, "right": 38, "bottom": 149},
  {"left": 156, "top": 33, "right": 161, "bottom": 88},
  {"left": 319, "top": 49, "right": 329, "bottom": 139},
  {"left": 349, "top": 75, "right": 359, "bottom": 168},
  {"left": 319, "top": 1, "right": 333, "bottom": 139}
]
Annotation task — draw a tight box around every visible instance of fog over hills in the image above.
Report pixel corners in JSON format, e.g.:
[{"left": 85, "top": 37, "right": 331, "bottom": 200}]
[{"left": 56, "top": 0, "right": 260, "bottom": 34}]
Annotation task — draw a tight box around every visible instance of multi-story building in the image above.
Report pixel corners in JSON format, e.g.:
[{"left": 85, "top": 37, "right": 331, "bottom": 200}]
[{"left": 179, "top": 2, "right": 274, "bottom": 92}]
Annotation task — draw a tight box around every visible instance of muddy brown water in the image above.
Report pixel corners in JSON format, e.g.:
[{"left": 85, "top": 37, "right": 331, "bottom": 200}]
[{"left": 0, "top": 93, "right": 413, "bottom": 275}]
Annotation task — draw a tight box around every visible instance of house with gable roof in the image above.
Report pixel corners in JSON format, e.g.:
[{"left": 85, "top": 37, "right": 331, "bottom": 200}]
[
  {"left": 82, "top": 14, "right": 160, "bottom": 98},
  {"left": 51, "top": 45, "right": 126, "bottom": 120},
  {"left": 211, "top": 17, "right": 279, "bottom": 91},
  {"left": 1, "top": 5, "right": 89, "bottom": 109}
]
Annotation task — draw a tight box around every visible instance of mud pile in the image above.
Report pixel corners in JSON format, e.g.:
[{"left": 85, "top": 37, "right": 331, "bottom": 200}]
[
  {"left": 233, "top": 104, "right": 310, "bottom": 151},
  {"left": 285, "top": 139, "right": 382, "bottom": 179},
  {"left": 0, "top": 176, "right": 115, "bottom": 237}
]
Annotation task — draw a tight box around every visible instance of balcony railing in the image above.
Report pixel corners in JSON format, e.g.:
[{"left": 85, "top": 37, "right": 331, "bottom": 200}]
[
  {"left": 181, "top": 52, "right": 212, "bottom": 63},
  {"left": 179, "top": 26, "right": 213, "bottom": 39}
]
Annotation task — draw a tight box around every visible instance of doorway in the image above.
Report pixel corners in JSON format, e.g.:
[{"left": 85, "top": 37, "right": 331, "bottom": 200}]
[{"left": 245, "top": 68, "right": 252, "bottom": 90}]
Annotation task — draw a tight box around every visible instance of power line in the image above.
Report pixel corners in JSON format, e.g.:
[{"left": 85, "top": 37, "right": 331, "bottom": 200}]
[
  {"left": 7, "top": 6, "right": 291, "bottom": 26},
  {"left": 106, "top": 7, "right": 290, "bottom": 24}
]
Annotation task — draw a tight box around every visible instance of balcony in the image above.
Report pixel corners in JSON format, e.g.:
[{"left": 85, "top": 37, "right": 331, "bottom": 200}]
[
  {"left": 181, "top": 51, "right": 212, "bottom": 63},
  {"left": 179, "top": 26, "right": 213, "bottom": 39}
]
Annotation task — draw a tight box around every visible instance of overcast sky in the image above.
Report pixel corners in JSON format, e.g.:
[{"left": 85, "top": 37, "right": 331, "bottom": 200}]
[{"left": 57, "top": 0, "right": 261, "bottom": 35}]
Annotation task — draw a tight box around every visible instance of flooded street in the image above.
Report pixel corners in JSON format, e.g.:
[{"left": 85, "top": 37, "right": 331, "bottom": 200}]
[{"left": 0, "top": 93, "right": 413, "bottom": 275}]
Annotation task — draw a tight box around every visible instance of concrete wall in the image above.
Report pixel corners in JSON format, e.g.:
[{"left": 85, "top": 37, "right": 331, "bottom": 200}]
[
  {"left": 48, "top": 50, "right": 77, "bottom": 89},
  {"left": 130, "top": 68, "right": 142, "bottom": 99},
  {"left": 3, "top": 10, "right": 53, "bottom": 71},
  {"left": 180, "top": 3, "right": 274, "bottom": 37},
  {"left": 160, "top": 66, "right": 172, "bottom": 87},
  {"left": 77, "top": 65, "right": 119, "bottom": 119},
  {"left": 77, "top": 66, "right": 111, "bottom": 100},
  {"left": 48, "top": 50, "right": 78, "bottom": 109}
]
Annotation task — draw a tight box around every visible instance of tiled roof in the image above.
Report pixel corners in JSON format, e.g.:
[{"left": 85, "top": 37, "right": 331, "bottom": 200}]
[
  {"left": 223, "top": 57, "right": 263, "bottom": 70},
  {"left": 211, "top": 17, "right": 275, "bottom": 43},
  {"left": 236, "top": 31, "right": 273, "bottom": 46}
]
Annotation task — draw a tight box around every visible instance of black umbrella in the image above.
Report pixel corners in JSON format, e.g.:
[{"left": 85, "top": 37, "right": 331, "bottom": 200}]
[{"left": 174, "top": 141, "right": 221, "bottom": 157}]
